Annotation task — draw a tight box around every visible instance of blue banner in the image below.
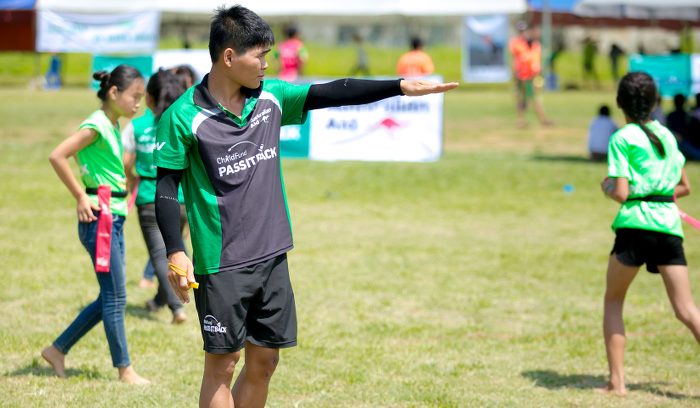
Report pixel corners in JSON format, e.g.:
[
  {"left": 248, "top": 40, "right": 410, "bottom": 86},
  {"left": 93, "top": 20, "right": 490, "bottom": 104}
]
[
  {"left": 0, "top": 0, "right": 35, "bottom": 10},
  {"left": 629, "top": 54, "right": 692, "bottom": 98},
  {"left": 91, "top": 55, "right": 153, "bottom": 90}
]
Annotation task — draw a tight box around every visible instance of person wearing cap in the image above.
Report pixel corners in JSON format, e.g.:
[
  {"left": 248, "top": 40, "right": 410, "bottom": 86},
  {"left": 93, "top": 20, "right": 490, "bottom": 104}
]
[{"left": 509, "top": 22, "right": 552, "bottom": 128}]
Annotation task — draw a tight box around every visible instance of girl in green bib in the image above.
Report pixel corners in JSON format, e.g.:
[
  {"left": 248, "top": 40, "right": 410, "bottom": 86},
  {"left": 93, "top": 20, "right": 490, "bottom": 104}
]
[
  {"left": 123, "top": 69, "right": 189, "bottom": 324},
  {"left": 600, "top": 72, "right": 700, "bottom": 395},
  {"left": 43, "top": 65, "right": 149, "bottom": 384}
]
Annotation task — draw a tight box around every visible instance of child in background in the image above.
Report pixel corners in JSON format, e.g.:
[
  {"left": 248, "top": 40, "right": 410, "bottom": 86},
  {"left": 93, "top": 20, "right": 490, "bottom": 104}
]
[
  {"left": 600, "top": 72, "right": 700, "bottom": 395},
  {"left": 42, "top": 65, "right": 149, "bottom": 384},
  {"left": 276, "top": 25, "right": 308, "bottom": 81},
  {"left": 123, "top": 69, "right": 189, "bottom": 324},
  {"left": 588, "top": 105, "right": 617, "bottom": 161}
]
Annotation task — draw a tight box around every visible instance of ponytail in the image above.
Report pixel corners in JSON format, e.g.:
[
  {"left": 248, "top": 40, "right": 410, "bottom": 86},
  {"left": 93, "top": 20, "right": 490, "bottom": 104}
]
[
  {"left": 92, "top": 70, "right": 111, "bottom": 101},
  {"left": 637, "top": 120, "right": 665, "bottom": 158},
  {"left": 92, "top": 64, "right": 143, "bottom": 101},
  {"left": 616, "top": 72, "right": 666, "bottom": 158}
]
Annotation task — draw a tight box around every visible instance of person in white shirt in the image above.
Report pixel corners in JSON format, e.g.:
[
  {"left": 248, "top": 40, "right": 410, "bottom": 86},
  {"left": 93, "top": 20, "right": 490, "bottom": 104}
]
[{"left": 589, "top": 105, "right": 618, "bottom": 161}]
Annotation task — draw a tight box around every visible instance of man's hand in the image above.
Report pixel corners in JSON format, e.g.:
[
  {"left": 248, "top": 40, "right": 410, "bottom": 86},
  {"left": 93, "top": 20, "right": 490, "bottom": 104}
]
[
  {"left": 167, "top": 251, "right": 196, "bottom": 303},
  {"left": 400, "top": 80, "right": 459, "bottom": 96}
]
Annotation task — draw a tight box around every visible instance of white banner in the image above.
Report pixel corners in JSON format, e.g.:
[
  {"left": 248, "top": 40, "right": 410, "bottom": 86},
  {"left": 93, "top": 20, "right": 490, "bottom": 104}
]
[
  {"left": 309, "top": 77, "right": 443, "bottom": 162},
  {"left": 462, "top": 15, "right": 510, "bottom": 83},
  {"left": 36, "top": 10, "right": 160, "bottom": 53},
  {"left": 153, "top": 49, "right": 212, "bottom": 84},
  {"left": 692, "top": 54, "right": 700, "bottom": 95}
]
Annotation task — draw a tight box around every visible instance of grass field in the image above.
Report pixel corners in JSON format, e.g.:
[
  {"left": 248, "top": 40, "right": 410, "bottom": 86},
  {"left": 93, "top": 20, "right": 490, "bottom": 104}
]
[{"left": 1, "top": 85, "right": 699, "bottom": 407}]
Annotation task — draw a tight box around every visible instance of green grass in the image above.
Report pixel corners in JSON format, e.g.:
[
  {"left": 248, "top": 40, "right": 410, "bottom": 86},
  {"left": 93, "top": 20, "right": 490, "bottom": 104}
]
[{"left": 1, "top": 87, "right": 699, "bottom": 407}]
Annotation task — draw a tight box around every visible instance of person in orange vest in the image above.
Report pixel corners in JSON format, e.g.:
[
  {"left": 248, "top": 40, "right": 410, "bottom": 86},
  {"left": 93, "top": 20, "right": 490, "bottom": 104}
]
[
  {"left": 509, "top": 22, "right": 552, "bottom": 128},
  {"left": 397, "top": 37, "right": 435, "bottom": 77}
]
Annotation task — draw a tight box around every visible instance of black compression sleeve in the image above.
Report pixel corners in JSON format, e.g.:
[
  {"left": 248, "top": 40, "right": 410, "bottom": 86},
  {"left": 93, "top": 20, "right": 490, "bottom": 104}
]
[
  {"left": 155, "top": 167, "right": 186, "bottom": 256},
  {"left": 303, "top": 78, "right": 404, "bottom": 111}
]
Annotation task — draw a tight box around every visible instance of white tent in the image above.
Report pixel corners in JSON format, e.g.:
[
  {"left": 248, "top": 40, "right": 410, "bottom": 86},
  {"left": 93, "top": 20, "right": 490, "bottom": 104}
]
[
  {"left": 574, "top": 0, "right": 700, "bottom": 21},
  {"left": 36, "top": 0, "right": 527, "bottom": 16}
]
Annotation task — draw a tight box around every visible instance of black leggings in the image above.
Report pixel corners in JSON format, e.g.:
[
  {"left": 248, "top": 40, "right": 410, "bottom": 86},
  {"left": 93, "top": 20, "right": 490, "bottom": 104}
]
[{"left": 137, "top": 203, "right": 188, "bottom": 312}]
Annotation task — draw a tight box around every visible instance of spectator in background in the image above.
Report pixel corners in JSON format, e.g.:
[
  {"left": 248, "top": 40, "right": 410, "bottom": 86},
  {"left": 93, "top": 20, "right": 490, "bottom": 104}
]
[
  {"left": 509, "top": 22, "right": 552, "bottom": 128},
  {"left": 396, "top": 37, "right": 435, "bottom": 77},
  {"left": 609, "top": 43, "right": 624, "bottom": 83},
  {"left": 666, "top": 93, "right": 700, "bottom": 160},
  {"left": 582, "top": 36, "right": 599, "bottom": 89},
  {"left": 276, "top": 25, "right": 308, "bottom": 81},
  {"left": 350, "top": 32, "right": 370, "bottom": 77},
  {"left": 588, "top": 105, "right": 618, "bottom": 161},
  {"left": 651, "top": 95, "right": 666, "bottom": 125},
  {"left": 667, "top": 94, "right": 690, "bottom": 139},
  {"left": 690, "top": 93, "right": 700, "bottom": 121}
]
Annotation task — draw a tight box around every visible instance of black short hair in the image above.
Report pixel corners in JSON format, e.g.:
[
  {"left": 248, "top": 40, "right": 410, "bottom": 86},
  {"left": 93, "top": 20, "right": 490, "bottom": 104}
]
[
  {"left": 209, "top": 5, "right": 275, "bottom": 63},
  {"left": 411, "top": 37, "right": 423, "bottom": 50},
  {"left": 674, "top": 93, "right": 686, "bottom": 109},
  {"left": 285, "top": 25, "right": 298, "bottom": 39},
  {"left": 599, "top": 105, "right": 610, "bottom": 116}
]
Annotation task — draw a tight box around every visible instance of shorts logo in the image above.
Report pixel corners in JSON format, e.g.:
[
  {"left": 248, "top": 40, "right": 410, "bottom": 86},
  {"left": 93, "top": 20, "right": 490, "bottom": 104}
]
[{"left": 203, "top": 314, "right": 228, "bottom": 334}]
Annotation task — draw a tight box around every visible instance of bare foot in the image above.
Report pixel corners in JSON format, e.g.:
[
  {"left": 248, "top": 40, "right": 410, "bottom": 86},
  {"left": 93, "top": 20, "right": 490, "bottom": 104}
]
[
  {"left": 41, "top": 345, "right": 66, "bottom": 378},
  {"left": 138, "top": 278, "right": 156, "bottom": 289},
  {"left": 171, "top": 310, "right": 187, "bottom": 325},
  {"left": 595, "top": 383, "right": 627, "bottom": 396},
  {"left": 119, "top": 366, "right": 150, "bottom": 385}
]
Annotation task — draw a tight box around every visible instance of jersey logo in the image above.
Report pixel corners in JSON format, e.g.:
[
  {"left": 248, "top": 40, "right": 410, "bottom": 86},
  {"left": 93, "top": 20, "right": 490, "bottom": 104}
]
[
  {"left": 155, "top": 142, "right": 166, "bottom": 151},
  {"left": 217, "top": 143, "right": 277, "bottom": 177},
  {"left": 250, "top": 107, "right": 272, "bottom": 129}
]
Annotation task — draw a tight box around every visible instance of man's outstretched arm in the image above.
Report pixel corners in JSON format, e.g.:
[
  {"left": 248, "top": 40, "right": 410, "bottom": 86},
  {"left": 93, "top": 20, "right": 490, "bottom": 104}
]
[{"left": 303, "top": 78, "right": 458, "bottom": 111}]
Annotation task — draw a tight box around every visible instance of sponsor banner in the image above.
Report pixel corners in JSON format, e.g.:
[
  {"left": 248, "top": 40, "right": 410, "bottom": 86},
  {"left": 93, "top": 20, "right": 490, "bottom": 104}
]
[
  {"left": 462, "top": 15, "right": 510, "bottom": 83},
  {"left": 280, "top": 121, "right": 311, "bottom": 158},
  {"left": 36, "top": 10, "right": 159, "bottom": 53},
  {"left": 91, "top": 54, "right": 153, "bottom": 90},
  {"left": 152, "top": 49, "right": 212, "bottom": 84},
  {"left": 308, "top": 76, "right": 443, "bottom": 162},
  {"left": 692, "top": 54, "right": 700, "bottom": 95},
  {"left": 629, "top": 54, "right": 692, "bottom": 97}
]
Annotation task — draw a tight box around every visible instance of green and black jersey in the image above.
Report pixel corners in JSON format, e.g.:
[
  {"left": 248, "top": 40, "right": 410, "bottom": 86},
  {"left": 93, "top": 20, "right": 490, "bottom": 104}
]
[{"left": 155, "top": 76, "right": 310, "bottom": 275}]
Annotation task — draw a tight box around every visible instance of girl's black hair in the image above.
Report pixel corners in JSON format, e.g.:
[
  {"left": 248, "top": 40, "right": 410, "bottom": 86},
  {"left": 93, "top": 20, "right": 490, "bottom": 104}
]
[
  {"left": 146, "top": 69, "right": 186, "bottom": 121},
  {"left": 92, "top": 64, "right": 143, "bottom": 101},
  {"left": 616, "top": 71, "right": 665, "bottom": 157}
]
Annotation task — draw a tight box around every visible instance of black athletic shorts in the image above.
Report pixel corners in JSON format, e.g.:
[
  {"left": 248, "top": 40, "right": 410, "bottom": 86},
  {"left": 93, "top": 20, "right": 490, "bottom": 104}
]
[
  {"left": 611, "top": 228, "right": 687, "bottom": 273},
  {"left": 194, "top": 254, "right": 297, "bottom": 353}
]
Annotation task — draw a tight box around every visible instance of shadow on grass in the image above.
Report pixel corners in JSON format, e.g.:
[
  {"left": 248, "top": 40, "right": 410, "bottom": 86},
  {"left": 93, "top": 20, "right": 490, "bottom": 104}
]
[
  {"left": 522, "top": 370, "right": 700, "bottom": 401},
  {"left": 6, "top": 358, "right": 106, "bottom": 380},
  {"left": 125, "top": 303, "right": 159, "bottom": 321},
  {"left": 531, "top": 154, "right": 603, "bottom": 164}
]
